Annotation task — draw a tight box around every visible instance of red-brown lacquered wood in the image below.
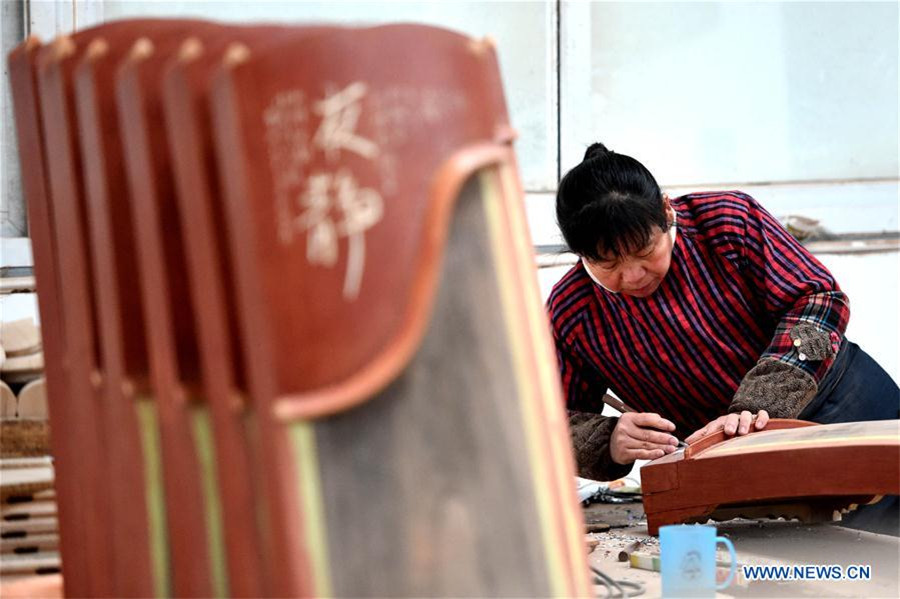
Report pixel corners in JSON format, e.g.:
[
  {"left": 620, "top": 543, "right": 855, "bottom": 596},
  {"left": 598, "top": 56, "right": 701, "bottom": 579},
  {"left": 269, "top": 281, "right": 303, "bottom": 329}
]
[
  {"left": 645, "top": 494, "right": 880, "bottom": 533},
  {"left": 31, "top": 23, "right": 186, "bottom": 596},
  {"left": 114, "top": 22, "right": 230, "bottom": 599},
  {"left": 72, "top": 20, "right": 216, "bottom": 597},
  {"left": 212, "top": 26, "right": 529, "bottom": 422},
  {"left": 210, "top": 25, "right": 592, "bottom": 597},
  {"left": 7, "top": 37, "right": 89, "bottom": 599},
  {"left": 161, "top": 25, "right": 338, "bottom": 597},
  {"left": 34, "top": 31, "right": 124, "bottom": 598},
  {"left": 684, "top": 418, "right": 818, "bottom": 458},
  {"left": 209, "top": 27, "right": 500, "bottom": 596},
  {"left": 642, "top": 420, "right": 900, "bottom": 534}
]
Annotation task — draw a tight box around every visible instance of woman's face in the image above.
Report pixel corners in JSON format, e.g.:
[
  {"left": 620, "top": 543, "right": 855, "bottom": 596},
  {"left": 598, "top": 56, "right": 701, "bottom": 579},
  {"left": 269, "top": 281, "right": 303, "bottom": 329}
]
[{"left": 582, "top": 200, "right": 676, "bottom": 298}]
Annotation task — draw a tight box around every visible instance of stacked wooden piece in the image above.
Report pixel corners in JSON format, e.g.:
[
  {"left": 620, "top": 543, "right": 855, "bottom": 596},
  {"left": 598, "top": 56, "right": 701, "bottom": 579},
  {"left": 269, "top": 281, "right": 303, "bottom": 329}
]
[
  {"left": 8, "top": 19, "right": 589, "bottom": 598},
  {"left": 1, "top": 313, "right": 56, "bottom": 591},
  {"left": 1, "top": 315, "right": 54, "bottom": 583},
  {"left": 0, "top": 377, "right": 47, "bottom": 421},
  {"left": 1, "top": 461, "right": 59, "bottom": 582},
  {"left": 1, "top": 318, "right": 45, "bottom": 390}
]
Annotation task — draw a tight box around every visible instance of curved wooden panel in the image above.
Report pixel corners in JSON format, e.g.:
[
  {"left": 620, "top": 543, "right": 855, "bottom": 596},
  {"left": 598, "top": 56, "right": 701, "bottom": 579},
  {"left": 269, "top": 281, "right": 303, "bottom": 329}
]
[
  {"left": 16, "top": 378, "right": 47, "bottom": 420},
  {"left": 211, "top": 25, "right": 590, "bottom": 598},
  {"left": 642, "top": 420, "right": 900, "bottom": 534}
]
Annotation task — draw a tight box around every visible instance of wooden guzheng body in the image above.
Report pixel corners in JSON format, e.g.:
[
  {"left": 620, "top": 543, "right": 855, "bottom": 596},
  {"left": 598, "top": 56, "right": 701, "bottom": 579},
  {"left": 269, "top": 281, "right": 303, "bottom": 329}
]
[
  {"left": 10, "top": 20, "right": 591, "bottom": 597},
  {"left": 211, "top": 25, "right": 590, "bottom": 598},
  {"left": 641, "top": 419, "right": 900, "bottom": 535}
]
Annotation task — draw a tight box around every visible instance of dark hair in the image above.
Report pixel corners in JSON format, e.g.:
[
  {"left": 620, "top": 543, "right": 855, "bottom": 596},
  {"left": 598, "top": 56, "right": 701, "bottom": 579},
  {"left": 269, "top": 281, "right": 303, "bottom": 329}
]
[{"left": 556, "top": 142, "right": 667, "bottom": 261}]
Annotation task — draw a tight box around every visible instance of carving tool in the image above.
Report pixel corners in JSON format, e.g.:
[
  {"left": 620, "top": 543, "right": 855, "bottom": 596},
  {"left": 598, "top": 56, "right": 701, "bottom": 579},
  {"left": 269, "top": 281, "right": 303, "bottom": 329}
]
[{"left": 602, "top": 393, "right": 689, "bottom": 449}]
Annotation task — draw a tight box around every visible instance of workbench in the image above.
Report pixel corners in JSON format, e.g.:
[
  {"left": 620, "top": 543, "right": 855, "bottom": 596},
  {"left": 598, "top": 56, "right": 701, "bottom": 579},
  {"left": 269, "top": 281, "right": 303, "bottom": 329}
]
[{"left": 586, "top": 504, "right": 900, "bottom": 598}]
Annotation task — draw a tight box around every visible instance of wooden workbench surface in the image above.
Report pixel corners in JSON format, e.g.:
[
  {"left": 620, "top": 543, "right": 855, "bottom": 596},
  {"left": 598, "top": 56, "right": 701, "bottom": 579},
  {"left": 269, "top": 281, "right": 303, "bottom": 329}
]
[{"left": 587, "top": 516, "right": 899, "bottom": 598}]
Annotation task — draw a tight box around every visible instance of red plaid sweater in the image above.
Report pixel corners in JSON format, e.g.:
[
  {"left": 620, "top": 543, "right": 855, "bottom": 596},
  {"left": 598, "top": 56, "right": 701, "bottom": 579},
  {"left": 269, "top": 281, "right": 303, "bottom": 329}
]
[{"left": 548, "top": 191, "right": 850, "bottom": 437}]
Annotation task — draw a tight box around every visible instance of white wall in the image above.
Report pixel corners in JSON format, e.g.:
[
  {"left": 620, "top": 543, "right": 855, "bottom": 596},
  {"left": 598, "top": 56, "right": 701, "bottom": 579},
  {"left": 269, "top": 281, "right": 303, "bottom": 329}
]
[
  {"left": 561, "top": 1, "right": 899, "bottom": 186},
  {"left": 1, "top": 0, "right": 26, "bottom": 236}
]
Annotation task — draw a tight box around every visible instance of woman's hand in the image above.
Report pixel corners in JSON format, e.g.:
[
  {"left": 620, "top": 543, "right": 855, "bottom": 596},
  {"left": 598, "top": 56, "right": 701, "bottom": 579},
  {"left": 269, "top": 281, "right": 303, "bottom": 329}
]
[
  {"left": 684, "top": 410, "right": 770, "bottom": 445},
  {"left": 610, "top": 412, "right": 680, "bottom": 464}
]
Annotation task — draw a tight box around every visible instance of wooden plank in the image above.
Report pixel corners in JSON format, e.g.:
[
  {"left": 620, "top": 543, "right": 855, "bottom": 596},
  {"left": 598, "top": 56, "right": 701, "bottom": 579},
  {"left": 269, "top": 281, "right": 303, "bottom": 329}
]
[
  {"left": 2, "top": 499, "right": 56, "bottom": 519},
  {"left": 0, "top": 457, "right": 52, "bottom": 470},
  {"left": 0, "top": 517, "right": 57, "bottom": 536},
  {"left": 0, "top": 466, "right": 53, "bottom": 502},
  {"left": 0, "top": 551, "right": 60, "bottom": 576},
  {"left": 0, "top": 318, "right": 40, "bottom": 356},
  {"left": 0, "top": 276, "right": 36, "bottom": 294},
  {"left": 0, "top": 351, "right": 43, "bottom": 383},
  {"left": 15, "top": 378, "right": 46, "bottom": 420},
  {"left": 7, "top": 38, "right": 90, "bottom": 594},
  {"left": 1, "top": 533, "right": 59, "bottom": 554},
  {"left": 0, "top": 466, "right": 52, "bottom": 487},
  {"left": 0, "top": 382, "right": 15, "bottom": 419}
]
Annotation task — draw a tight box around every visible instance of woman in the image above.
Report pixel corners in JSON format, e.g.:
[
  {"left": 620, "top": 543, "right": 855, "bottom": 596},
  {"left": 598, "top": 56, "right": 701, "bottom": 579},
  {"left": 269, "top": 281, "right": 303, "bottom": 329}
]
[{"left": 549, "top": 142, "right": 899, "bottom": 535}]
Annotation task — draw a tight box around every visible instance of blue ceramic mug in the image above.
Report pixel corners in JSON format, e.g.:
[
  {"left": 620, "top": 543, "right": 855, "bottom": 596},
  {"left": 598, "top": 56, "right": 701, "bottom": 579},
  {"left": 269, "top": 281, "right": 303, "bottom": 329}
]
[{"left": 660, "top": 525, "right": 736, "bottom": 598}]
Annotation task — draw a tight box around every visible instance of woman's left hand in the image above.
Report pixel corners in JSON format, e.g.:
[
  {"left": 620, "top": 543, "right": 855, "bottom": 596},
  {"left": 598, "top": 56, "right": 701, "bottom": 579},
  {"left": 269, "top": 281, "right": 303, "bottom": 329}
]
[{"left": 685, "top": 410, "right": 769, "bottom": 445}]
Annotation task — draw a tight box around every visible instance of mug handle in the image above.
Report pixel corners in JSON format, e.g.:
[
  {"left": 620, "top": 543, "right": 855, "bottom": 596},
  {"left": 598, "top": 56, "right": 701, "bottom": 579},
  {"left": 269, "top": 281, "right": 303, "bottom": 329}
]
[{"left": 715, "top": 536, "right": 736, "bottom": 590}]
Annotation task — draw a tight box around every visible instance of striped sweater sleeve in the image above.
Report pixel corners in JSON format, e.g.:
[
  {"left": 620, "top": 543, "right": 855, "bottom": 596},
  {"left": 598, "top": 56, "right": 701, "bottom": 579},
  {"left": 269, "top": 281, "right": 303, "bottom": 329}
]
[{"left": 735, "top": 193, "right": 850, "bottom": 383}]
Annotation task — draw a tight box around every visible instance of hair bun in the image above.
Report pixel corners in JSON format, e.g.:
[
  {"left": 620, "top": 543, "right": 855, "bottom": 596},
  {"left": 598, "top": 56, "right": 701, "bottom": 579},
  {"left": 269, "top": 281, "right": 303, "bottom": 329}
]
[{"left": 583, "top": 142, "right": 611, "bottom": 161}]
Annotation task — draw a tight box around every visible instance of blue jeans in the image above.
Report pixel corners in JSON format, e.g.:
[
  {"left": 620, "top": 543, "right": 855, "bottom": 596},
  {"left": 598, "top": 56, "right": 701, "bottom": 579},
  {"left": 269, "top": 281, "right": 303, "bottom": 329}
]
[{"left": 798, "top": 339, "right": 900, "bottom": 536}]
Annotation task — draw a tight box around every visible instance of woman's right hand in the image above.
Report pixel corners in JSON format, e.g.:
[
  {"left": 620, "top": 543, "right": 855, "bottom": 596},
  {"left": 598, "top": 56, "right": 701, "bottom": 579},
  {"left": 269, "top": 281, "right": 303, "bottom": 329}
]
[{"left": 610, "top": 412, "right": 680, "bottom": 464}]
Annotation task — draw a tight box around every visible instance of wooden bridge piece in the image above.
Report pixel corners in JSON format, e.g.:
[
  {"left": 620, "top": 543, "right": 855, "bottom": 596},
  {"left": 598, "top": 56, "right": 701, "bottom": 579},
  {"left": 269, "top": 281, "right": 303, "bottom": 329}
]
[
  {"left": 642, "top": 419, "right": 900, "bottom": 534},
  {"left": 0, "top": 319, "right": 41, "bottom": 357},
  {"left": 211, "top": 24, "right": 591, "bottom": 598},
  {"left": 16, "top": 378, "right": 47, "bottom": 420}
]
